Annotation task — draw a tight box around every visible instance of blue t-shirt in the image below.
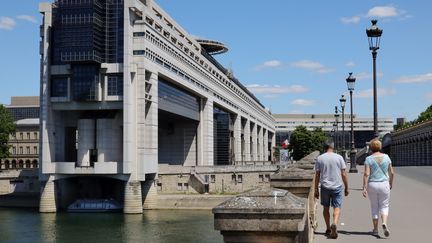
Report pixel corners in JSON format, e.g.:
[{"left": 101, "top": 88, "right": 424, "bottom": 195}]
[{"left": 365, "top": 154, "right": 391, "bottom": 182}]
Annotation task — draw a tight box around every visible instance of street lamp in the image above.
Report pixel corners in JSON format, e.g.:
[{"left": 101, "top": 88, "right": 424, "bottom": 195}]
[
  {"left": 334, "top": 106, "right": 340, "bottom": 152},
  {"left": 346, "top": 72, "right": 357, "bottom": 173},
  {"left": 339, "top": 95, "right": 346, "bottom": 157},
  {"left": 366, "top": 19, "right": 383, "bottom": 138}
]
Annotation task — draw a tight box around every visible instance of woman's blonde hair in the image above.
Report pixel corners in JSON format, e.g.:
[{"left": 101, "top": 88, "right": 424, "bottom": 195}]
[{"left": 369, "top": 139, "right": 382, "bottom": 152}]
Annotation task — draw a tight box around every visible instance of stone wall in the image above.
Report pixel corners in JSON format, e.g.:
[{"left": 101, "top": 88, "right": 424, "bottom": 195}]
[
  {"left": 390, "top": 120, "right": 432, "bottom": 166},
  {"left": 157, "top": 164, "right": 277, "bottom": 194}
]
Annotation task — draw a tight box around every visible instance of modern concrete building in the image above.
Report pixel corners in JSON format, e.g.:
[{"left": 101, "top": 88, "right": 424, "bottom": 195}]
[
  {"left": 5, "top": 96, "right": 40, "bottom": 121},
  {"left": 274, "top": 114, "right": 393, "bottom": 148},
  {"left": 39, "top": 0, "right": 275, "bottom": 213}
]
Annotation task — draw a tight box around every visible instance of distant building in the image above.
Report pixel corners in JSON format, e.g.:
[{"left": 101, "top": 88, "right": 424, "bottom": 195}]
[
  {"left": 0, "top": 118, "right": 39, "bottom": 170},
  {"left": 274, "top": 114, "right": 394, "bottom": 148},
  {"left": 5, "top": 96, "right": 39, "bottom": 121},
  {"left": 1, "top": 96, "right": 40, "bottom": 170}
]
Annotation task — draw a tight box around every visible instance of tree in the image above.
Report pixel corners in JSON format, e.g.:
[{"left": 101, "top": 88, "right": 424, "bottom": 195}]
[
  {"left": 311, "top": 128, "right": 327, "bottom": 153},
  {"left": 414, "top": 105, "right": 432, "bottom": 124},
  {"left": 0, "top": 105, "right": 15, "bottom": 159},
  {"left": 289, "top": 126, "right": 313, "bottom": 161}
]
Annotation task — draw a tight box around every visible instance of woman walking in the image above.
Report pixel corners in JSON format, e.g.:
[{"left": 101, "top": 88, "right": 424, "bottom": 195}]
[{"left": 362, "top": 139, "right": 394, "bottom": 237}]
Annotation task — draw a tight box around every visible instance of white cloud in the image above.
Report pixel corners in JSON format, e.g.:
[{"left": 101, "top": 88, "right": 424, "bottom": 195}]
[
  {"left": 354, "top": 88, "right": 396, "bottom": 98},
  {"left": 0, "top": 17, "right": 16, "bottom": 30},
  {"left": 355, "top": 72, "right": 384, "bottom": 80},
  {"left": 345, "top": 61, "right": 356, "bottom": 67},
  {"left": 341, "top": 16, "right": 361, "bottom": 24},
  {"left": 392, "top": 73, "right": 432, "bottom": 84},
  {"left": 254, "top": 60, "right": 282, "bottom": 71},
  {"left": 289, "top": 60, "right": 334, "bottom": 73},
  {"left": 367, "top": 6, "right": 399, "bottom": 18},
  {"left": 17, "top": 15, "right": 37, "bottom": 23},
  {"left": 246, "top": 84, "right": 308, "bottom": 95},
  {"left": 290, "top": 110, "right": 304, "bottom": 114},
  {"left": 291, "top": 99, "right": 315, "bottom": 106}
]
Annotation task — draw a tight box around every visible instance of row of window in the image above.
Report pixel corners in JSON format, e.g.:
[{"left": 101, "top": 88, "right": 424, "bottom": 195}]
[
  {"left": 10, "top": 146, "right": 38, "bottom": 155},
  {"left": 11, "top": 132, "right": 38, "bottom": 140}
]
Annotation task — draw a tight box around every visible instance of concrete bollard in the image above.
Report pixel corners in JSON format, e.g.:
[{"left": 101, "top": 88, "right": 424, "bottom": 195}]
[{"left": 213, "top": 187, "right": 308, "bottom": 243}]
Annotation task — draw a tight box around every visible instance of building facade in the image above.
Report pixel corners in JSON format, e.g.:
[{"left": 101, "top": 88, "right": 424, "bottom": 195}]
[
  {"left": 39, "top": 0, "right": 275, "bottom": 213},
  {"left": 274, "top": 114, "right": 394, "bottom": 148},
  {"left": 5, "top": 96, "right": 40, "bottom": 121}
]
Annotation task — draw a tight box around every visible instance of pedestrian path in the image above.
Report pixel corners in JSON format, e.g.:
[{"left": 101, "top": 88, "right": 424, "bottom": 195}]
[{"left": 314, "top": 166, "right": 432, "bottom": 242}]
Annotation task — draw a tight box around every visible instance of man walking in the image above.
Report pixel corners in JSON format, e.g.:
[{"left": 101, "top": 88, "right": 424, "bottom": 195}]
[{"left": 314, "top": 140, "right": 349, "bottom": 239}]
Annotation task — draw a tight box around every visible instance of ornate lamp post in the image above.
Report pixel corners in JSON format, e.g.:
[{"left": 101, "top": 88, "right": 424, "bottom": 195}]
[
  {"left": 346, "top": 72, "right": 357, "bottom": 173},
  {"left": 366, "top": 20, "right": 383, "bottom": 138},
  {"left": 334, "top": 107, "right": 340, "bottom": 151},
  {"left": 339, "top": 95, "right": 346, "bottom": 157}
]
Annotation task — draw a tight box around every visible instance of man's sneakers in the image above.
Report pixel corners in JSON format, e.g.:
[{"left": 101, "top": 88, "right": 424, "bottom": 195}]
[
  {"left": 330, "top": 224, "right": 338, "bottom": 239},
  {"left": 382, "top": 224, "right": 390, "bottom": 237}
]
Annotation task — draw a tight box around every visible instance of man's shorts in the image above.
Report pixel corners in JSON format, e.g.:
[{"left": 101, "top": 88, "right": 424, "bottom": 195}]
[{"left": 320, "top": 186, "right": 343, "bottom": 208}]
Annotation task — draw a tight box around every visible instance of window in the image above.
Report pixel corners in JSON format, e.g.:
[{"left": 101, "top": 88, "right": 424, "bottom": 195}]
[
  {"left": 27, "top": 133, "right": 31, "bottom": 140},
  {"left": 259, "top": 174, "right": 264, "bottom": 183},
  {"left": 20, "top": 133, "right": 23, "bottom": 140},
  {"left": 177, "top": 183, "right": 183, "bottom": 191},
  {"left": 157, "top": 183, "right": 162, "bottom": 191},
  {"left": 19, "top": 147, "right": 23, "bottom": 154},
  {"left": 133, "top": 50, "right": 145, "bottom": 55},
  {"left": 13, "top": 147, "right": 16, "bottom": 155},
  {"left": 133, "top": 32, "right": 145, "bottom": 37},
  {"left": 107, "top": 75, "right": 123, "bottom": 96},
  {"left": 237, "top": 175, "right": 243, "bottom": 183},
  {"left": 34, "top": 132, "right": 38, "bottom": 139},
  {"left": 51, "top": 77, "right": 68, "bottom": 97},
  {"left": 183, "top": 183, "right": 189, "bottom": 191},
  {"left": 34, "top": 146, "right": 38, "bottom": 154},
  {"left": 231, "top": 174, "right": 236, "bottom": 182},
  {"left": 210, "top": 175, "right": 216, "bottom": 183},
  {"left": 26, "top": 147, "right": 30, "bottom": 154}
]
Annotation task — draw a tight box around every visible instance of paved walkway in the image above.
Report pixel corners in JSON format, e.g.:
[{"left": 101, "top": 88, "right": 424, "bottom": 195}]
[{"left": 315, "top": 166, "right": 432, "bottom": 242}]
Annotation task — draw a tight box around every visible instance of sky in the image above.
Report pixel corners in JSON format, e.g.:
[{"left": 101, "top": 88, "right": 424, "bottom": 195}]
[{"left": 1, "top": 1, "right": 431, "bottom": 121}]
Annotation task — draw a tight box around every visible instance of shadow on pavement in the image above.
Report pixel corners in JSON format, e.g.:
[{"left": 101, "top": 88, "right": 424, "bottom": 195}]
[{"left": 338, "top": 230, "right": 382, "bottom": 239}]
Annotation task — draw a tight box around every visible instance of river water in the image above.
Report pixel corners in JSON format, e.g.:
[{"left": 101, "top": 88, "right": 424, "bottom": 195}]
[{"left": 0, "top": 209, "right": 223, "bottom": 243}]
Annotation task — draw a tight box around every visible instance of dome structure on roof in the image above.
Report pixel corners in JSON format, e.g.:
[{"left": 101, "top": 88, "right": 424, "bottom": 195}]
[{"left": 196, "top": 39, "right": 228, "bottom": 55}]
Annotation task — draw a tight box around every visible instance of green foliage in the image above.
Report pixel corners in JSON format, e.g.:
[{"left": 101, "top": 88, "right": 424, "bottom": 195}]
[
  {"left": 395, "top": 104, "right": 432, "bottom": 131},
  {"left": 289, "top": 126, "right": 329, "bottom": 160},
  {"left": 311, "top": 128, "right": 327, "bottom": 153},
  {"left": 0, "top": 105, "right": 16, "bottom": 159}
]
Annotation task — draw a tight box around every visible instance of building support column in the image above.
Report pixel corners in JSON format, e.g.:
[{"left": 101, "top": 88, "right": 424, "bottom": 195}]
[
  {"left": 233, "top": 114, "right": 242, "bottom": 163},
  {"left": 124, "top": 180, "right": 143, "bottom": 214},
  {"left": 251, "top": 122, "right": 258, "bottom": 161},
  {"left": 200, "top": 98, "right": 214, "bottom": 166},
  {"left": 257, "top": 126, "right": 263, "bottom": 161},
  {"left": 39, "top": 175, "right": 56, "bottom": 213},
  {"left": 264, "top": 129, "right": 269, "bottom": 161},
  {"left": 243, "top": 119, "right": 251, "bottom": 161},
  {"left": 271, "top": 132, "right": 276, "bottom": 162}
]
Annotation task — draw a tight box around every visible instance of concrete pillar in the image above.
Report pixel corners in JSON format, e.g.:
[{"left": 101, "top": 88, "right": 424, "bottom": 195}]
[
  {"left": 124, "top": 180, "right": 143, "bottom": 214},
  {"left": 39, "top": 176, "right": 56, "bottom": 213},
  {"left": 243, "top": 119, "right": 251, "bottom": 161},
  {"left": 233, "top": 115, "right": 242, "bottom": 163},
  {"left": 142, "top": 179, "right": 158, "bottom": 209},
  {"left": 142, "top": 72, "right": 158, "bottom": 173},
  {"left": 257, "top": 126, "right": 263, "bottom": 161},
  {"left": 251, "top": 122, "right": 258, "bottom": 161},
  {"left": 264, "top": 129, "right": 269, "bottom": 161},
  {"left": 77, "top": 119, "right": 95, "bottom": 167},
  {"left": 271, "top": 132, "right": 276, "bottom": 162},
  {"left": 200, "top": 98, "right": 214, "bottom": 166}
]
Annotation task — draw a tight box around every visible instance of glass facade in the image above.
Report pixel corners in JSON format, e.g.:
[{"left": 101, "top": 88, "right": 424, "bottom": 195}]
[
  {"left": 213, "top": 107, "right": 233, "bottom": 165},
  {"left": 7, "top": 107, "right": 40, "bottom": 121},
  {"left": 51, "top": 77, "right": 69, "bottom": 97},
  {"left": 158, "top": 79, "right": 199, "bottom": 120},
  {"left": 107, "top": 75, "right": 123, "bottom": 96},
  {"left": 51, "top": 0, "right": 124, "bottom": 101}
]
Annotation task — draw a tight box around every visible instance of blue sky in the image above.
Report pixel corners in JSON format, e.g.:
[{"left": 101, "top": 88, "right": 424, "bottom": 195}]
[{"left": 1, "top": 1, "right": 431, "bottom": 121}]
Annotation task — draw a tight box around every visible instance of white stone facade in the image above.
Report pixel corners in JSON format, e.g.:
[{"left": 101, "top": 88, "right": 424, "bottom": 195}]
[{"left": 39, "top": 0, "right": 275, "bottom": 213}]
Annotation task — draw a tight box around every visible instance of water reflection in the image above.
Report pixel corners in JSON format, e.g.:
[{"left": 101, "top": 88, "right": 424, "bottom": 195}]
[{"left": 0, "top": 209, "right": 222, "bottom": 243}]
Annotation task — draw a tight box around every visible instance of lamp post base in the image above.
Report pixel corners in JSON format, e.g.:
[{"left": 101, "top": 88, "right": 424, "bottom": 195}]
[{"left": 349, "top": 149, "right": 358, "bottom": 173}]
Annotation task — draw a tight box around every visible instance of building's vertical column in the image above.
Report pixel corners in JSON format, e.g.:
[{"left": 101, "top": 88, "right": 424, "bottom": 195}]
[
  {"left": 264, "top": 128, "right": 269, "bottom": 161},
  {"left": 200, "top": 98, "right": 214, "bottom": 166},
  {"left": 271, "top": 132, "right": 276, "bottom": 162},
  {"left": 257, "top": 126, "right": 263, "bottom": 161},
  {"left": 243, "top": 119, "right": 251, "bottom": 161},
  {"left": 142, "top": 71, "right": 158, "bottom": 174},
  {"left": 251, "top": 122, "right": 258, "bottom": 161},
  {"left": 39, "top": 175, "right": 56, "bottom": 213},
  {"left": 124, "top": 180, "right": 143, "bottom": 214},
  {"left": 233, "top": 114, "right": 242, "bottom": 163}
]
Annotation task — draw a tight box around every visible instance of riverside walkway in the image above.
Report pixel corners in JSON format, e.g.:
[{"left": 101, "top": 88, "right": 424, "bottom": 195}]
[{"left": 315, "top": 166, "right": 432, "bottom": 242}]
